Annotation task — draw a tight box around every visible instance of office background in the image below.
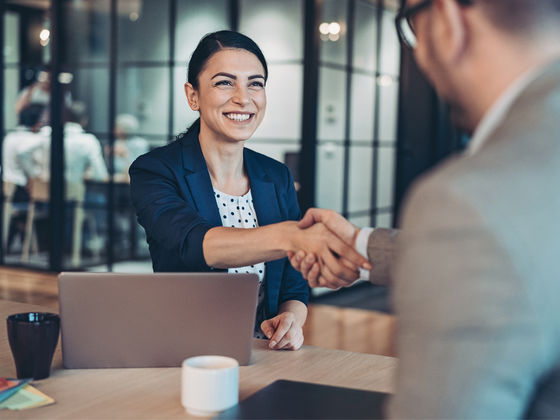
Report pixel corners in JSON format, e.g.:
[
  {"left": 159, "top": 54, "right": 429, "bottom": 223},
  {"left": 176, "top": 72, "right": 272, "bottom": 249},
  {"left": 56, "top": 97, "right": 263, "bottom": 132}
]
[{"left": 0, "top": 0, "right": 460, "bottom": 275}]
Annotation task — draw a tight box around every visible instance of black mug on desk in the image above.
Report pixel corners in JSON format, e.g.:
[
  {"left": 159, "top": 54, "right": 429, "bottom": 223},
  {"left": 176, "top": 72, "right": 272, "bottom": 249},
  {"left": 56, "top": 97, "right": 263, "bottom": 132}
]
[{"left": 7, "top": 313, "right": 60, "bottom": 380}]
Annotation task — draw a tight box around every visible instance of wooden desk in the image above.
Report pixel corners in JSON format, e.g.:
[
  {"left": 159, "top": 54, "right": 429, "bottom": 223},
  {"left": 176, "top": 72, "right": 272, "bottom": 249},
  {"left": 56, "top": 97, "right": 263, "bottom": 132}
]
[{"left": 0, "top": 300, "right": 396, "bottom": 419}]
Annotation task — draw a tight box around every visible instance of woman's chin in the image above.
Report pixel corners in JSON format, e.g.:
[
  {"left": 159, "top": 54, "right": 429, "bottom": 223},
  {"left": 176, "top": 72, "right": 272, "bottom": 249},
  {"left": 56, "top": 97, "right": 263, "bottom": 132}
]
[{"left": 225, "top": 127, "right": 260, "bottom": 143}]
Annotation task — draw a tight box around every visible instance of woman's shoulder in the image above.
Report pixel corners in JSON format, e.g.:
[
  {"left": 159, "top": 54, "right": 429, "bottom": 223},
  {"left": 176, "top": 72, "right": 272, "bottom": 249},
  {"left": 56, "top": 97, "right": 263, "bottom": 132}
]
[
  {"left": 129, "top": 138, "right": 187, "bottom": 181},
  {"left": 244, "top": 147, "right": 292, "bottom": 181},
  {"left": 133, "top": 136, "right": 186, "bottom": 168}
]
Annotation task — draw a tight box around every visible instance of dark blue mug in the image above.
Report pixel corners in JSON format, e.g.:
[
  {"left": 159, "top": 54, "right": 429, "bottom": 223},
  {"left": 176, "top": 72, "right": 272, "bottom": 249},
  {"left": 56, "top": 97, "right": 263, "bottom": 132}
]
[{"left": 7, "top": 312, "right": 60, "bottom": 380}]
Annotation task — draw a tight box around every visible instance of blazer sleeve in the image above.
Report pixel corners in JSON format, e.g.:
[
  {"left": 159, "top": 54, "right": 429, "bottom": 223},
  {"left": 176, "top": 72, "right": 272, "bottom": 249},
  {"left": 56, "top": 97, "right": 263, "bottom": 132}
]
[
  {"left": 366, "top": 228, "right": 398, "bottom": 287},
  {"left": 388, "top": 176, "right": 548, "bottom": 419},
  {"left": 129, "top": 151, "right": 214, "bottom": 271},
  {"left": 277, "top": 165, "right": 310, "bottom": 307}
]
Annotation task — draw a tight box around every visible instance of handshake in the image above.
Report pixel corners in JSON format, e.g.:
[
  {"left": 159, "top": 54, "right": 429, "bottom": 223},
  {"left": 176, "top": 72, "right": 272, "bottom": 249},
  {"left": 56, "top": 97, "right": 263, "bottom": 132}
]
[{"left": 285, "top": 208, "right": 372, "bottom": 289}]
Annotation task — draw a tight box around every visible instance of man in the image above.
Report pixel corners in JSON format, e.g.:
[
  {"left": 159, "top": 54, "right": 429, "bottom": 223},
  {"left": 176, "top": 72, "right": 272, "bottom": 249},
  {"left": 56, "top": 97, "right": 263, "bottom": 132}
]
[
  {"left": 291, "top": 0, "right": 560, "bottom": 417},
  {"left": 2, "top": 105, "right": 45, "bottom": 250},
  {"left": 3, "top": 105, "right": 45, "bottom": 193}
]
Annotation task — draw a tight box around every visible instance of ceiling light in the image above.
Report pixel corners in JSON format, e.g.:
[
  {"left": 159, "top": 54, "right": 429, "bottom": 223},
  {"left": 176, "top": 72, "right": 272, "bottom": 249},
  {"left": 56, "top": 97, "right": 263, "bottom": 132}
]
[
  {"left": 328, "top": 22, "right": 341, "bottom": 35},
  {"left": 377, "top": 75, "right": 393, "bottom": 86},
  {"left": 39, "top": 29, "right": 50, "bottom": 41},
  {"left": 319, "top": 22, "right": 330, "bottom": 35}
]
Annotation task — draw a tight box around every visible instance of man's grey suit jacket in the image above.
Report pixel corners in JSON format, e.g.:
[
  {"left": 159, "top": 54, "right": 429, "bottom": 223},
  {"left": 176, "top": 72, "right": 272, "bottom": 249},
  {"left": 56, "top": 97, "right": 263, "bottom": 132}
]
[{"left": 367, "top": 59, "right": 560, "bottom": 419}]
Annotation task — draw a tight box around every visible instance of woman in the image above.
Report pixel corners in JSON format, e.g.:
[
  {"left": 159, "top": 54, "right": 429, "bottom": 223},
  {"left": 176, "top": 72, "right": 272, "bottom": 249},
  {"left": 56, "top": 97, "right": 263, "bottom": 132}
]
[{"left": 130, "top": 31, "right": 368, "bottom": 351}]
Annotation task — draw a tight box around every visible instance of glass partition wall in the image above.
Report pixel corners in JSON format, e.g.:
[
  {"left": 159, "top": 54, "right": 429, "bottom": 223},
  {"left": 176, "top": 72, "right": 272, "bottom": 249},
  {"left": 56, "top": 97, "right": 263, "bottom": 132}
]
[
  {"left": 316, "top": 0, "right": 400, "bottom": 229},
  {"left": 1, "top": 0, "right": 401, "bottom": 272}
]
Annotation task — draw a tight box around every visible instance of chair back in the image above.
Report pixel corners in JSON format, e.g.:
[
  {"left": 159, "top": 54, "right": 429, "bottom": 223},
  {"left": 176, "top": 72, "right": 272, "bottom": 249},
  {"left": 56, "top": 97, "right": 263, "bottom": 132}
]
[
  {"left": 28, "top": 178, "right": 49, "bottom": 202},
  {"left": 28, "top": 178, "right": 85, "bottom": 203},
  {"left": 3, "top": 182, "right": 16, "bottom": 200}
]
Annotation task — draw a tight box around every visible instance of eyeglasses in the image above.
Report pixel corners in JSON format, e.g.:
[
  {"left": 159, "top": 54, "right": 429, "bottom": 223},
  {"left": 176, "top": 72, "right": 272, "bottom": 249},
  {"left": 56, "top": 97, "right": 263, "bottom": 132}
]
[
  {"left": 395, "top": 0, "right": 473, "bottom": 49},
  {"left": 395, "top": 0, "right": 433, "bottom": 49}
]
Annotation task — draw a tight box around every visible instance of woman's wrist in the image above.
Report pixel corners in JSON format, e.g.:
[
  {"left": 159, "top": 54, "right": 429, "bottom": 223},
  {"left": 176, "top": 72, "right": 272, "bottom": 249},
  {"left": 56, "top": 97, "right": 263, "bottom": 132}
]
[
  {"left": 270, "top": 221, "right": 300, "bottom": 254},
  {"left": 278, "top": 300, "right": 307, "bottom": 327}
]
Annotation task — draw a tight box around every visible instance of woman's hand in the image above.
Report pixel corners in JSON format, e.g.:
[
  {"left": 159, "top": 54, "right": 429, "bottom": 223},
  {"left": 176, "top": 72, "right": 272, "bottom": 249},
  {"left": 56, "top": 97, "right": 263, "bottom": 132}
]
[
  {"left": 287, "top": 250, "right": 321, "bottom": 283},
  {"left": 287, "top": 250, "right": 360, "bottom": 289},
  {"left": 260, "top": 312, "right": 304, "bottom": 351}
]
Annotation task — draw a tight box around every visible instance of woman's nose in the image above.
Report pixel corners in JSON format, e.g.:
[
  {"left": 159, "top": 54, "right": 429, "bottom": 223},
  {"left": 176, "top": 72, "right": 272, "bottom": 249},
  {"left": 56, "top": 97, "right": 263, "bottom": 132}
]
[{"left": 232, "top": 86, "right": 251, "bottom": 106}]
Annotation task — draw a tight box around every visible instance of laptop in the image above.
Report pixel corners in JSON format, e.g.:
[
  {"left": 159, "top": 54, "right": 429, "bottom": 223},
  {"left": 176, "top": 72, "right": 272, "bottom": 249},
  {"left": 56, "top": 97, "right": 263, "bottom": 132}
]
[
  {"left": 58, "top": 272, "right": 260, "bottom": 369},
  {"left": 214, "top": 380, "right": 388, "bottom": 419}
]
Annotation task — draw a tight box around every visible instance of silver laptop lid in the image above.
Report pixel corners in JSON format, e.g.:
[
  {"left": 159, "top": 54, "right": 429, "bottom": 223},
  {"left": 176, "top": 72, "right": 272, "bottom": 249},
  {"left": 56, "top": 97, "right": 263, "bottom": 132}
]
[{"left": 58, "top": 272, "right": 260, "bottom": 368}]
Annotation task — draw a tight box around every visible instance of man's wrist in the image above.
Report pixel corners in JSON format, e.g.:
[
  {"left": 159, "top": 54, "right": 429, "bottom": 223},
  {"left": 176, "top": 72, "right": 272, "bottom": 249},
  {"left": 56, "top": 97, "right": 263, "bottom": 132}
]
[{"left": 355, "top": 227, "right": 374, "bottom": 279}]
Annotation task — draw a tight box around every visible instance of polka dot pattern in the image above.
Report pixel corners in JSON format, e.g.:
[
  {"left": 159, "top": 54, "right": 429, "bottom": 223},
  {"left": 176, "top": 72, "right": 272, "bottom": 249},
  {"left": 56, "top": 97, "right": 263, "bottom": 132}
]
[{"left": 214, "top": 188, "right": 267, "bottom": 339}]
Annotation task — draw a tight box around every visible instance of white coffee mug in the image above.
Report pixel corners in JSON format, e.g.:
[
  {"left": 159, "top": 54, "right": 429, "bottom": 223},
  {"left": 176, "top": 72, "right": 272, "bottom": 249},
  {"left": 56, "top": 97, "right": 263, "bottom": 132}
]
[{"left": 181, "top": 355, "right": 239, "bottom": 417}]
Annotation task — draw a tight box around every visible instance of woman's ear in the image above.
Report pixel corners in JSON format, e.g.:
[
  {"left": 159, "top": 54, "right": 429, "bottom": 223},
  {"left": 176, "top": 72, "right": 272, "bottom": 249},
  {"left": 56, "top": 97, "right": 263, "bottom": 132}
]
[{"left": 184, "top": 82, "right": 199, "bottom": 111}]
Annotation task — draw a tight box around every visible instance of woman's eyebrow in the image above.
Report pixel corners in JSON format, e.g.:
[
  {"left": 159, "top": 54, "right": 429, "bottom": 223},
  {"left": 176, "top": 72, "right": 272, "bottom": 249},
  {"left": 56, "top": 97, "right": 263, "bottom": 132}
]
[
  {"left": 211, "top": 72, "right": 265, "bottom": 80},
  {"left": 212, "top": 72, "right": 236, "bottom": 80}
]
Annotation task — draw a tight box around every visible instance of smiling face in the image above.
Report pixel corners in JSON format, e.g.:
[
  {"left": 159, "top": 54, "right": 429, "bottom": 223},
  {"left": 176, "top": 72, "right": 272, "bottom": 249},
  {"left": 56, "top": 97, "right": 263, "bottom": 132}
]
[{"left": 185, "top": 48, "right": 267, "bottom": 144}]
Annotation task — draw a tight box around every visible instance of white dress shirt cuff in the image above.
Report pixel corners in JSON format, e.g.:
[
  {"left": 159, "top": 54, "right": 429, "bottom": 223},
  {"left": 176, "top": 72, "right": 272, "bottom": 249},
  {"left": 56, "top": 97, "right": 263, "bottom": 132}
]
[{"left": 355, "top": 227, "right": 374, "bottom": 280}]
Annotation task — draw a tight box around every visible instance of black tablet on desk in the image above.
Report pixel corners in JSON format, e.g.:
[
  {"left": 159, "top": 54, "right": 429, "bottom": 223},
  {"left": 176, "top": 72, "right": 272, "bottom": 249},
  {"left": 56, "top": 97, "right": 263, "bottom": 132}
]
[{"left": 214, "top": 379, "right": 388, "bottom": 419}]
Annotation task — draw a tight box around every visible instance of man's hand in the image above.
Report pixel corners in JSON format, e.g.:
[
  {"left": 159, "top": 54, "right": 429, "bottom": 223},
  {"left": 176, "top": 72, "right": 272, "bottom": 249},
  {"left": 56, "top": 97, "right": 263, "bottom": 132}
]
[
  {"left": 286, "top": 221, "right": 370, "bottom": 287},
  {"left": 299, "top": 208, "right": 360, "bottom": 245},
  {"left": 260, "top": 312, "right": 304, "bottom": 350},
  {"left": 288, "top": 209, "right": 369, "bottom": 289}
]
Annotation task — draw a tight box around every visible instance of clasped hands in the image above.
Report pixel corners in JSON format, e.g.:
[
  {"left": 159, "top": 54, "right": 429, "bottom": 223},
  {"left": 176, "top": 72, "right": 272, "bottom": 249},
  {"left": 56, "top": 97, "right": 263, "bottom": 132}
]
[{"left": 287, "top": 208, "right": 371, "bottom": 289}]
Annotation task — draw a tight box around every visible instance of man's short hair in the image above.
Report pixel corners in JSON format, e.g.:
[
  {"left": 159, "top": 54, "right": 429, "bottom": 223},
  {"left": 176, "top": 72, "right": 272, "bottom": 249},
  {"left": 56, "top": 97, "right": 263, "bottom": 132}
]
[
  {"left": 19, "top": 104, "right": 44, "bottom": 127},
  {"left": 476, "top": 0, "right": 560, "bottom": 34},
  {"left": 68, "top": 101, "right": 87, "bottom": 124}
]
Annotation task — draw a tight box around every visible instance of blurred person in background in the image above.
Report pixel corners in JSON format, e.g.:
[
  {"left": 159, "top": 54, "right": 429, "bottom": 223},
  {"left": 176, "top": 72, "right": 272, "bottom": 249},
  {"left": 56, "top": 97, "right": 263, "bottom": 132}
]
[
  {"left": 290, "top": 0, "right": 560, "bottom": 418},
  {"left": 19, "top": 101, "right": 109, "bottom": 255},
  {"left": 2, "top": 104, "right": 45, "bottom": 251},
  {"left": 24, "top": 101, "right": 108, "bottom": 183},
  {"left": 3, "top": 104, "right": 44, "bottom": 194},
  {"left": 108, "top": 114, "right": 150, "bottom": 182},
  {"left": 14, "top": 67, "right": 72, "bottom": 128}
]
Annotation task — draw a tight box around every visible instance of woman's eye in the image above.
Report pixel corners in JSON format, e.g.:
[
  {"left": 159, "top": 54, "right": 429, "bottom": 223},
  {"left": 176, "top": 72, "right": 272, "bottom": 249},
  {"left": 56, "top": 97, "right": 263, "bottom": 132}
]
[
  {"left": 215, "top": 80, "right": 233, "bottom": 87},
  {"left": 249, "top": 81, "right": 264, "bottom": 89}
]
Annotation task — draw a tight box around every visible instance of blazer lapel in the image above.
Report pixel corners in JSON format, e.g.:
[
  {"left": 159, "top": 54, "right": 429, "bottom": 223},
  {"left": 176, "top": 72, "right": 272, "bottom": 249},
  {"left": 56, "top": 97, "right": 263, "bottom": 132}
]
[
  {"left": 182, "top": 131, "right": 222, "bottom": 227},
  {"left": 244, "top": 149, "right": 281, "bottom": 226}
]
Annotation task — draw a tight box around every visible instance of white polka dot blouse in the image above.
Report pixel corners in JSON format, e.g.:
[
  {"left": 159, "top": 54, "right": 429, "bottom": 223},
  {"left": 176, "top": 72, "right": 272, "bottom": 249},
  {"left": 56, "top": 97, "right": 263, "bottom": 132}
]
[{"left": 213, "top": 188, "right": 267, "bottom": 339}]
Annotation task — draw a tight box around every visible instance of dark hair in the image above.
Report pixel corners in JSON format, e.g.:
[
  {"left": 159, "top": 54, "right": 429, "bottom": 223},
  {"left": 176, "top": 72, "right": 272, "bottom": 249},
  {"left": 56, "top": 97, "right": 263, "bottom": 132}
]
[
  {"left": 184, "top": 30, "right": 268, "bottom": 136},
  {"left": 19, "top": 104, "right": 45, "bottom": 127},
  {"left": 476, "top": 0, "right": 560, "bottom": 34}
]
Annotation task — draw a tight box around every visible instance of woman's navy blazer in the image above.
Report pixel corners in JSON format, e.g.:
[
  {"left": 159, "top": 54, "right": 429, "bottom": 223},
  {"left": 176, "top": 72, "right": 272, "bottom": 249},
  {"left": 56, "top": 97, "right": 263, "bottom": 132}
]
[{"left": 129, "top": 129, "right": 309, "bottom": 318}]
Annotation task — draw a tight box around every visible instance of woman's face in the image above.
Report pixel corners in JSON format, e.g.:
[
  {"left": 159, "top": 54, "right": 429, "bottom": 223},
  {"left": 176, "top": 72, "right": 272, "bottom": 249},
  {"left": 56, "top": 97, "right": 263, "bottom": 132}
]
[{"left": 185, "top": 49, "right": 267, "bottom": 143}]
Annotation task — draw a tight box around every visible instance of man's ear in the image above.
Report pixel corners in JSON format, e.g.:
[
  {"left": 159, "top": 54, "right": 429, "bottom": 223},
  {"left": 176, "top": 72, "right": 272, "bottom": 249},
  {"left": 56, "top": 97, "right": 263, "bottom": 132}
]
[
  {"left": 184, "top": 83, "right": 199, "bottom": 111},
  {"left": 433, "top": 0, "right": 469, "bottom": 64}
]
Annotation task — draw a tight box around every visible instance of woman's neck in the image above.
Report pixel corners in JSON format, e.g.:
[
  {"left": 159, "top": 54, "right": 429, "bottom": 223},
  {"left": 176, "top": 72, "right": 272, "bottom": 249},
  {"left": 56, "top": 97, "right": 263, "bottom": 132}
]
[{"left": 198, "top": 128, "right": 249, "bottom": 196}]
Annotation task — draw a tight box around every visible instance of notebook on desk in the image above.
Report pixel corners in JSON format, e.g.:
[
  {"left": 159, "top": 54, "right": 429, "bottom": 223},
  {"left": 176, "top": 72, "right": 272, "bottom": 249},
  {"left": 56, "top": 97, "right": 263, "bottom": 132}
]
[
  {"left": 214, "top": 380, "right": 389, "bottom": 419},
  {"left": 58, "top": 272, "right": 259, "bottom": 368}
]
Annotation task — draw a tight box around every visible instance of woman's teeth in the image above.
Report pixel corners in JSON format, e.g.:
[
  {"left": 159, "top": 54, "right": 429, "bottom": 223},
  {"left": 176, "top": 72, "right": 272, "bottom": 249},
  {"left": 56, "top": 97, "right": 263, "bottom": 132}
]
[{"left": 226, "top": 113, "right": 251, "bottom": 121}]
